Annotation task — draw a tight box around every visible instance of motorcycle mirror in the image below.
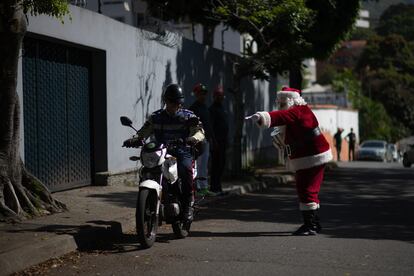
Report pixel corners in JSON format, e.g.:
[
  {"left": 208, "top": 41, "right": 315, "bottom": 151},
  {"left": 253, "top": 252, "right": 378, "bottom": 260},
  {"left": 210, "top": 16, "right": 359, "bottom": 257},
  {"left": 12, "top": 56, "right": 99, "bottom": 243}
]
[
  {"left": 129, "top": 156, "right": 140, "bottom": 161},
  {"left": 120, "top": 116, "right": 133, "bottom": 127}
]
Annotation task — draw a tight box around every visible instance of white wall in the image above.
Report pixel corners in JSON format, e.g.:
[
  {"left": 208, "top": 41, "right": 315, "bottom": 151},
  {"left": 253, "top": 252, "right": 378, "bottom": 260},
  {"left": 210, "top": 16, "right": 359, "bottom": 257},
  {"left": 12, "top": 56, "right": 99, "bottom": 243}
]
[{"left": 312, "top": 107, "right": 359, "bottom": 141}]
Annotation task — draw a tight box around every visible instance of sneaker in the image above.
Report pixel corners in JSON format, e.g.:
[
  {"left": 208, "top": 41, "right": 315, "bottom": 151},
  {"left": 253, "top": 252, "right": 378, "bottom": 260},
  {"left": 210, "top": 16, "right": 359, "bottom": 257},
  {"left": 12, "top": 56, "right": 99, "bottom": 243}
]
[
  {"left": 292, "top": 224, "right": 317, "bottom": 236},
  {"left": 196, "top": 188, "right": 217, "bottom": 197}
]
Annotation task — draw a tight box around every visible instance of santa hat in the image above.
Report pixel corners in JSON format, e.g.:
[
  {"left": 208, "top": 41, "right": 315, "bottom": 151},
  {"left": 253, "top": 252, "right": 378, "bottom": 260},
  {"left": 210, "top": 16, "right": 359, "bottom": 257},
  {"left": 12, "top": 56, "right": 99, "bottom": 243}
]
[
  {"left": 193, "top": 83, "right": 208, "bottom": 95},
  {"left": 213, "top": 85, "right": 224, "bottom": 97},
  {"left": 277, "top": 86, "right": 302, "bottom": 99}
]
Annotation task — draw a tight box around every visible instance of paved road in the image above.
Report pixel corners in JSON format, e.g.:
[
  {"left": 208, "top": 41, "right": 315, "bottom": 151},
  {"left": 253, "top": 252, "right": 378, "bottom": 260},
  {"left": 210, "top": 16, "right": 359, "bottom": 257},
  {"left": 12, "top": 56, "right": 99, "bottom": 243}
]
[{"left": 20, "top": 162, "right": 414, "bottom": 276}]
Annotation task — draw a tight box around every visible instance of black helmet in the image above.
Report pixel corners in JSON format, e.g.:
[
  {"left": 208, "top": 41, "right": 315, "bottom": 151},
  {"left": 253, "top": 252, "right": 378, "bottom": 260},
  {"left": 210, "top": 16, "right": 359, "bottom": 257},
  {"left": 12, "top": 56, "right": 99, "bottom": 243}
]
[{"left": 163, "top": 84, "right": 184, "bottom": 104}]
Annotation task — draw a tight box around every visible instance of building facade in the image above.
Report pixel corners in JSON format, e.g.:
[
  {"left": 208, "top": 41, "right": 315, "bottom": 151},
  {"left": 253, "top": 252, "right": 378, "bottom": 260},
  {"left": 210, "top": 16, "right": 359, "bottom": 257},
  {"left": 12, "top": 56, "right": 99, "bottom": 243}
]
[{"left": 18, "top": 5, "right": 282, "bottom": 191}]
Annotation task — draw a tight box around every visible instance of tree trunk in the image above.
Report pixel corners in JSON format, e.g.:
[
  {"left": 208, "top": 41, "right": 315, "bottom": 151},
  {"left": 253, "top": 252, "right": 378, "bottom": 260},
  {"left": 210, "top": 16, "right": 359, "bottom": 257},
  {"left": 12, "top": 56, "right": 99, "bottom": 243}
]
[
  {"left": 230, "top": 64, "right": 244, "bottom": 175},
  {"left": 0, "top": 4, "right": 66, "bottom": 222},
  {"left": 289, "top": 66, "right": 303, "bottom": 90}
]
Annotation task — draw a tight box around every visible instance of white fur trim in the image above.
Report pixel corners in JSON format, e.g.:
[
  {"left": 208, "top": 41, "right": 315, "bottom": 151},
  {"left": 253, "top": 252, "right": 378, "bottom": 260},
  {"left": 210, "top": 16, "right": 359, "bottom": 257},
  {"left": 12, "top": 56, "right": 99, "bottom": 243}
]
[
  {"left": 300, "top": 202, "right": 319, "bottom": 210},
  {"left": 277, "top": 92, "right": 307, "bottom": 106},
  {"left": 289, "top": 149, "right": 333, "bottom": 171},
  {"left": 256, "top": 111, "right": 271, "bottom": 128},
  {"left": 278, "top": 91, "right": 301, "bottom": 99}
]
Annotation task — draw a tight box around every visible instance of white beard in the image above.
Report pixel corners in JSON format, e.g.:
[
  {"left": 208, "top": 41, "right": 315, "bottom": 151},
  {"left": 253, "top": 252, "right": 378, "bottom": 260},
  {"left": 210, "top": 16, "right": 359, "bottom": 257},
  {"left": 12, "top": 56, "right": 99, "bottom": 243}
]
[{"left": 278, "top": 98, "right": 295, "bottom": 110}]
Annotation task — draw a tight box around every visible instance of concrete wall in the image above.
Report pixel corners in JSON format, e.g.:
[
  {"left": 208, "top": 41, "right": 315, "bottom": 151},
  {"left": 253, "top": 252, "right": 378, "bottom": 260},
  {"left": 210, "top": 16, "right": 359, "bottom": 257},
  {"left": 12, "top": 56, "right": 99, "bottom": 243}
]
[
  {"left": 18, "top": 5, "right": 280, "bottom": 177},
  {"left": 312, "top": 107, "right": 359, "bottom": 142}
]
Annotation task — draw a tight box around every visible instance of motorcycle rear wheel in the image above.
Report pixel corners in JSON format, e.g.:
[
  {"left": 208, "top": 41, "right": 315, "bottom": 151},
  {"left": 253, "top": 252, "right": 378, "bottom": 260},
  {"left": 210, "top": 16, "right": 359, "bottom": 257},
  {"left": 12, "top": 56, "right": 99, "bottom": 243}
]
[{"left": 136, "top": 189, "right": 158, "bottom": 248}]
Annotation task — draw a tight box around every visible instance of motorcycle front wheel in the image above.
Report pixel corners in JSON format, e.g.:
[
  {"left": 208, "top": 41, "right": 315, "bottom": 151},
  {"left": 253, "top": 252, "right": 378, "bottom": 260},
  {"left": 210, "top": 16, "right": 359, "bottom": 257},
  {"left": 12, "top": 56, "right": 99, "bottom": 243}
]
[{"left": 136, "top": 189, "right": 158, "bottom": 248}]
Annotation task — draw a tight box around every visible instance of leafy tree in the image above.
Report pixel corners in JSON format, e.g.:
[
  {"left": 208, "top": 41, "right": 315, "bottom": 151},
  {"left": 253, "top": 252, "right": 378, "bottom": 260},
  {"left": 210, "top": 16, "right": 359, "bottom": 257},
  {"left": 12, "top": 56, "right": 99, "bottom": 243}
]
[
  {"left": 356, "top": 34, "right": 414, "bottom": 138},
  {"left": 357, "top": 34, "right": 414, "bottom": 74},
  {"left": 349, "top": 27, "right": 377, "bottom": 41},
  {"left": 365, "top": 69, "right": 414, "bottom": 135},
  {"left": 358, "top": 97, "right": 393, "bottom": 142},
  {"left": 332, "top": 69, "right": 394, "bottom": 141},
  {"left": 0, "top": 0, "right": 69, "bottom": 221},
  {"left": 376, "top": 3, "right": 414, "bottom": 42}
]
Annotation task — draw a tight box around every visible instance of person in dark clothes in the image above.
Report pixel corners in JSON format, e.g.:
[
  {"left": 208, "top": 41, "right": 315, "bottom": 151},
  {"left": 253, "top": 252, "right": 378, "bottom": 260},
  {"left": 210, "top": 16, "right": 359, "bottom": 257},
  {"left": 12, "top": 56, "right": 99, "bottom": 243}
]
[
  {"left": 189, "top": 83, "right": 216, "bottom": 196},
  {"left": 346, "top": 128, "right": 356, "bottom": 161},
  {"left": 333, "top": 128, "right": 343, "bottom": 161},
  {"left": 209, "top": 85, "right": 229, "bottom": 194}
]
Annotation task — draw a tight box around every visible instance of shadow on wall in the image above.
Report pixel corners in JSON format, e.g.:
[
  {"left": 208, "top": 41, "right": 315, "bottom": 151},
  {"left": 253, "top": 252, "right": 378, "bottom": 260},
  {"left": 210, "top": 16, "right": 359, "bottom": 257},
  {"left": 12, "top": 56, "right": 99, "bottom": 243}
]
[{"left": 175, "top": 38, "right": 283, "bottom": 171}]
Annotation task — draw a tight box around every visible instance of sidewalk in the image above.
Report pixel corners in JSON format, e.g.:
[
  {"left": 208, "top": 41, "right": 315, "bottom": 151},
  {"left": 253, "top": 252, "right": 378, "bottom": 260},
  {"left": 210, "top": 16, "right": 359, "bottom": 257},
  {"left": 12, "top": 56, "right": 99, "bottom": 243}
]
[{"left": 0, "top": 170, "right": 294, "bottom": 276}]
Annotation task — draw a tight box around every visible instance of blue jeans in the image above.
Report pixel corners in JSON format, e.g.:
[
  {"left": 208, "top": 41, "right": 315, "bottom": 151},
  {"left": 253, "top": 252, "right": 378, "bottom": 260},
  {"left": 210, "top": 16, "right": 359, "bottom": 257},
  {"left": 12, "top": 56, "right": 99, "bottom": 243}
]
[
  {"left": 195, "top": 141, "right": 210, "bottom": 190},
  {"left": 172, "top": 147, "right": 194, "bottom": 198}
]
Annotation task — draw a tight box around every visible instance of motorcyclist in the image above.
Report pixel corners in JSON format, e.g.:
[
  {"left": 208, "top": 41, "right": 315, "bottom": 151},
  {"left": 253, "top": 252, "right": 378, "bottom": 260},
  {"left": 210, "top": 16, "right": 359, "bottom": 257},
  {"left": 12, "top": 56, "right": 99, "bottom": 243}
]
[{"left": 123, "top": 84, "right": 205, "bottom": 225}]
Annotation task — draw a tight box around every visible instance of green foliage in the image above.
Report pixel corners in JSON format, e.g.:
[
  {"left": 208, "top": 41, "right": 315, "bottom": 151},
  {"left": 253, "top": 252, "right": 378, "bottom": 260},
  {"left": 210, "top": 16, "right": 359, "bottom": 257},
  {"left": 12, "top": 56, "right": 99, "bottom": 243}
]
[
  {"left": 349, "top": 27, "right": 377, "bottom": 41},
  {"left": 363, "top": 69, "right": 414, "bottom": 134},
  {"left": 376, "top": 4, "right": 414, "bottom": 42},
  {"left": 20, "top": 0, "right": 69, "bottom": 19},
  {"left": 142, "top": 0, "right": 216, "bottom": 27},
  {"left": 357, "top": 34, "right": 414, "bottom": 74},
  {"left": 305, "top": 0, "right": 360, "bottom": 59},
  {"left": 356, "top": 32, "right": 414, "bottom": 138},
  {"left": 142, "top": 0, "right": 360, "bottom": 78},
  {"left": 332, "top": 69, "right": 361, "bottom": 102},
  {"left": 358, "top": 96, "right": 393, "bottom": 141}
]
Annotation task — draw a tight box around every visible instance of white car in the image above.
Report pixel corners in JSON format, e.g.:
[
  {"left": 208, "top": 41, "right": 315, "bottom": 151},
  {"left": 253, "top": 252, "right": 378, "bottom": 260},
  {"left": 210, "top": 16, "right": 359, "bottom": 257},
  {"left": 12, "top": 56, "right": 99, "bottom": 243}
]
[
  {"left": 356, "top": 140, "right": 390, "bottom": 162},
  {"left": 403, "top": 145, "right": 414, "bottom": 168}
]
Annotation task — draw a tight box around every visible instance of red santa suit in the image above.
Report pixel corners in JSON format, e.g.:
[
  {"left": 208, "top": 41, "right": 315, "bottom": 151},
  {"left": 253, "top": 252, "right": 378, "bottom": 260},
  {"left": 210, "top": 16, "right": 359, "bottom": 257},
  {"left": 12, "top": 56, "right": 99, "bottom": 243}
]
[{"left": 255, "top": 88, "right": 332, "bottom": 211}]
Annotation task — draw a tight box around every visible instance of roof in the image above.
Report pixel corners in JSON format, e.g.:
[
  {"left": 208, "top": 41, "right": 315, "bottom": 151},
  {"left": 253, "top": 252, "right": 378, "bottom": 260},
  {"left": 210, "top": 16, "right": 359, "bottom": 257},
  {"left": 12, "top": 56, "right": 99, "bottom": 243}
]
[
  {"left": 308, "top": 104, "right": 357, "bottom": 111},
  {"left": 302, "top": 84, "right": 332, "bottom": 94}
]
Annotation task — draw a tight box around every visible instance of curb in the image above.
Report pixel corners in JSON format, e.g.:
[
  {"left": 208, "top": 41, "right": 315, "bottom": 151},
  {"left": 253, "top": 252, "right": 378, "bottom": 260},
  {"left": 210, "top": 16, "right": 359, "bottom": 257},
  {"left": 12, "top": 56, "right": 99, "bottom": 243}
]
[
  {"left": 0, "top": 215, "right": 136, "bottom": 276},
  {"left": 1, "top": 234, "right": 77, "bottom": 276}
]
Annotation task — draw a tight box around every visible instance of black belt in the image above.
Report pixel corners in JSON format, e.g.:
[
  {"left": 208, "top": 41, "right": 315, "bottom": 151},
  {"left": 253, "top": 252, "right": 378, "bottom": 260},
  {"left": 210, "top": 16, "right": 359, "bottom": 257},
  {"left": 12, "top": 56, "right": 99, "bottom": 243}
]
[{"left": 285, "top": 127, "right": 322, "bottom": 156}]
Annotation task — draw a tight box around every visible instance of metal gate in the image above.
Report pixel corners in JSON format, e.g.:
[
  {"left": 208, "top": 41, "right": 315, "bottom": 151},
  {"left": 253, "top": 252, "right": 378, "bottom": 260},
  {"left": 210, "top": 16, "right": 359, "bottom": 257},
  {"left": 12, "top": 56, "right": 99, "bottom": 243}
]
[{"left": 23, "top": 37, "right": 92, "bottom": 192}]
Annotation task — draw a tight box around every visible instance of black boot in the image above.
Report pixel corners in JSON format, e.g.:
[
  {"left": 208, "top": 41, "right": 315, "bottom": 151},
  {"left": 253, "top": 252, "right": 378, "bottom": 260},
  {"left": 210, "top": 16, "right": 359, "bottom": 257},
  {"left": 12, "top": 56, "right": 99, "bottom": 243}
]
[
  {"left": 314, "top": 209, "right": 322, "bottom": 233},
  {"left": 293, "top": 210, "right": 318, "bottom": 236}
]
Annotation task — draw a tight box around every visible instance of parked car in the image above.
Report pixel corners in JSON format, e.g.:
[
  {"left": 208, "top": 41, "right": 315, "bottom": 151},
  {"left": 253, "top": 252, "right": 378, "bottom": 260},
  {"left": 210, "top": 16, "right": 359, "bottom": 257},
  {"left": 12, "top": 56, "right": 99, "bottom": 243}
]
[
  {"left": 356, "top": 140, "right": 390, "bottom": 162},
  {"left": 402, "top": 145, "right": 414, "bottom": 168},
  {"left": 387, "top": 143, "right": 399, "bottom": 162}
]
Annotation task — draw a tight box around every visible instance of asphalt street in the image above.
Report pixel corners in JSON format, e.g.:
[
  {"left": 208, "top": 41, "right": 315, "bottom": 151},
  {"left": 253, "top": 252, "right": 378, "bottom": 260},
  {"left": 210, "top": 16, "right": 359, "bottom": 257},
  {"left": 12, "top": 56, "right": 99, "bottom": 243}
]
[{"left": 17, "top": 162, "right": 414, "bottom": 276}]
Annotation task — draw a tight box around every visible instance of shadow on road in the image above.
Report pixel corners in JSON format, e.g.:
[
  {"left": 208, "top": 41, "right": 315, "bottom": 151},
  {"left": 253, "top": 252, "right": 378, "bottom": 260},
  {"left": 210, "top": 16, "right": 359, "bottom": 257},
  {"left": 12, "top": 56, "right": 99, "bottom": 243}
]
[
  {"left": 194, "top": 166, "right": 414, "bottom": 243},
  {"left": 7, "top": 220, "right": 147, "bottom": 253}
]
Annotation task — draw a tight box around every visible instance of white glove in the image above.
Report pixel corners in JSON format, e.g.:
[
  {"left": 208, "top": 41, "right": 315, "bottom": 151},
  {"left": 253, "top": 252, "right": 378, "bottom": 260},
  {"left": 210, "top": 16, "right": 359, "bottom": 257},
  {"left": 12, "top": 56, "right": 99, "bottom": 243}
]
[
  {"left": 186, "top": 136, "right": 198, "bottom": 146},
  {"left": 245, "top": 113, "right": 262, "bottom": 126}
]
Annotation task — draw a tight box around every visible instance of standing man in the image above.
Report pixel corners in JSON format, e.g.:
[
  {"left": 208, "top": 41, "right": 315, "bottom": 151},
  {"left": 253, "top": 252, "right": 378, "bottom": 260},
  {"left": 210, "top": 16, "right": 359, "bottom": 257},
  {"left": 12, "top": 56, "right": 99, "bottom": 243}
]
[
  {"left": 189, "top": 83, "right": 215, "bottom": 196},
  {"left": 209, "top": 85, "right": 229, "bottom": 194},
  {"left": 247, "top": 87, "right": 332, "bottom": 236},
  {"left": 333, "top": 128, "right": 343, "bottom": 161},
  {"left": 346, "top": 128, "right": 356, "bottom": 161}
]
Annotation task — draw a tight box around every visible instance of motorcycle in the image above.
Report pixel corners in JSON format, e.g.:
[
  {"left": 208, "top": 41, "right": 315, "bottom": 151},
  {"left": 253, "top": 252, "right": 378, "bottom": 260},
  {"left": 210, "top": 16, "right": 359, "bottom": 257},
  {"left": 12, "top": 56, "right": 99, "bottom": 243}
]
[{"left": 120, "top": 116, "right": 198, "bottom": 248}]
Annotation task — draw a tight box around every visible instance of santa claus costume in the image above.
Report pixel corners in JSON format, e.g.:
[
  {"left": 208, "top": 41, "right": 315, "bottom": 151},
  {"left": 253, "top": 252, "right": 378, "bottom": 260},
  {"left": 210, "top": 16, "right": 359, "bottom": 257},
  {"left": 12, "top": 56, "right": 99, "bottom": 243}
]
[{"left": 253, "top": 87, "right": 332, "bottom": 235}]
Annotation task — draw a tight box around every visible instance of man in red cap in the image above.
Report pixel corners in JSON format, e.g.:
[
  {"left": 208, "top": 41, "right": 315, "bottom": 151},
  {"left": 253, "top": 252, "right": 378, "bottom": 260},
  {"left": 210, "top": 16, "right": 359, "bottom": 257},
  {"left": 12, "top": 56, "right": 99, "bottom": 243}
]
[
  {"left": 209, "top": 85, "right": 229, "bottom": 194},
  {"left": 246, "top": 86, "right": 332, "bottom": 235},
  {"left": 189, "top": 83, "right": 216, "bottom": 196}
]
